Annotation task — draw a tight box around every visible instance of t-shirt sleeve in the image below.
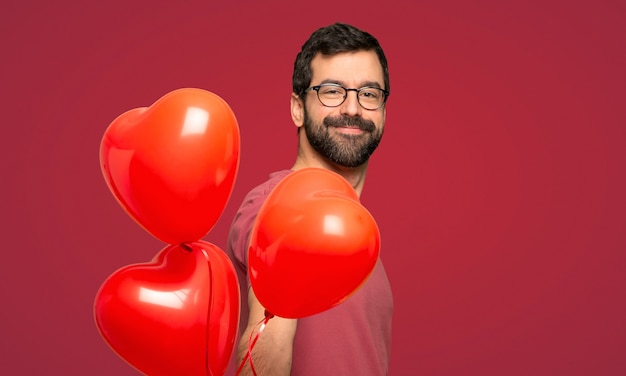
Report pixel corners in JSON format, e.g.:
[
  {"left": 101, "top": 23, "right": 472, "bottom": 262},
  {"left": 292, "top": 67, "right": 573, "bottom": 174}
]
[
  {"left": 227, "top": 184, "right": 272, "bottom": 289},
  {"left": 227, "top": 170, "right": 291, "bottom": 292}
]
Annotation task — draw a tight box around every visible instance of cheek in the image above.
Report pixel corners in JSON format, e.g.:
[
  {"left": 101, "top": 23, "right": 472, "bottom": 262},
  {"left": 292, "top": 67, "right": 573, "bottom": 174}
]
[
  {"left": 372, "top": 112, "right": 385, "bottom": 129},
  {"left": 310, "top": 107, "right": 336, "bottom": 124},
  {"left": 377, "top": 107, "right": 386, "bottom": 124}
]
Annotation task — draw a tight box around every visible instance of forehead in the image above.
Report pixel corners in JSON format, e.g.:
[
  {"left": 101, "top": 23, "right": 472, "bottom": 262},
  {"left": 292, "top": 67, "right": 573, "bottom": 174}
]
[{"left": 310, "top": 50, "right": 384, "bottom": 88}]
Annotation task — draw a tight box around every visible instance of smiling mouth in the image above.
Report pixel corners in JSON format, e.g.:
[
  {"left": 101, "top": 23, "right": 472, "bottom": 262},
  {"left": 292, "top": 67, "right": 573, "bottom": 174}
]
[
  {"left": 331, "top": 127, "right": 367, "bottom": 137},
  {"left": 330, "top": 123, "right": 366, "bottom": 129},
  {"left": 323, "top": 115, "right": 375, "bottom": 133},
  {"left": 332, "top": 125, "right": 363, "bottom": 131}
]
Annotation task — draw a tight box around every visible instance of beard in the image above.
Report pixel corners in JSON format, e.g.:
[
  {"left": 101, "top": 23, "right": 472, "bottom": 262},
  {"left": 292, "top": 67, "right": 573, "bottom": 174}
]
[{"left": 303, "top": 108, "right": 384, "bottom": 168}]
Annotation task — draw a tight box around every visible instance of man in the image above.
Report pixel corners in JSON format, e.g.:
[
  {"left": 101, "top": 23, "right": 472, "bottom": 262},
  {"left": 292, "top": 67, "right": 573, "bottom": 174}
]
[{"left": 227, "top": 22, "right": 393, "bottom": 375}]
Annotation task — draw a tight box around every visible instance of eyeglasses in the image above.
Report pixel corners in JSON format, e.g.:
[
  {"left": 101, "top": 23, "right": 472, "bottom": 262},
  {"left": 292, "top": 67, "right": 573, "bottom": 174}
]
[{"left": 305, "top": 83, "right": 389, "bottom": 110}]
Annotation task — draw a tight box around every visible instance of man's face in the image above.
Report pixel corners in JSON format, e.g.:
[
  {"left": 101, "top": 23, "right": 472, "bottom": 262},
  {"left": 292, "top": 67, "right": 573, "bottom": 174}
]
[{"left": 302, "top": 50, "right": 386, "bottom": 168}]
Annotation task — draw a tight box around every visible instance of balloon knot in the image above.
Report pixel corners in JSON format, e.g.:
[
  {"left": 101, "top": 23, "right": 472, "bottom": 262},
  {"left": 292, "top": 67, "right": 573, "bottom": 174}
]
[{"left": 181, "top": 243, "right": 193, "bottom": 252}]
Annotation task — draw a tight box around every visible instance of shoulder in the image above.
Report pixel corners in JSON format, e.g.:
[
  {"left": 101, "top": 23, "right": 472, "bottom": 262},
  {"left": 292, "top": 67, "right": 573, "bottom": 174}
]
[
  {"left": 238, "top": 170, "right": 293, "bottom": 213},
  {"left": 227, "top": 170, "right": 293, "bottom": 260}
]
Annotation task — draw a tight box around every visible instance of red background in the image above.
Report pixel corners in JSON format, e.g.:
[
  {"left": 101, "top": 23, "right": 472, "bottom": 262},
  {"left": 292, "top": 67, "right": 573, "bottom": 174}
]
[{"left": 2, "top": 0, "right": 625, "bottom": 375}]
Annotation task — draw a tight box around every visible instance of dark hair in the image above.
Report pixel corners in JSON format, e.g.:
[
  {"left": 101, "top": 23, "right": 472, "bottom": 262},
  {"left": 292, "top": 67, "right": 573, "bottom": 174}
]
[{"left": 292, "top": 22, "right": 390, "bottom": 99}]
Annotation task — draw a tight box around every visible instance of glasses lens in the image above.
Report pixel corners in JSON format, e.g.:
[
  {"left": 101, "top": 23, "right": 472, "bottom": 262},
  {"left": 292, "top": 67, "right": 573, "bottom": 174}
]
[
  {"left": 358, "top": 88, "right": 385, "bottom": 110},
  {"left": 317, "top": 85, "right": 346, "bottom": 107}
]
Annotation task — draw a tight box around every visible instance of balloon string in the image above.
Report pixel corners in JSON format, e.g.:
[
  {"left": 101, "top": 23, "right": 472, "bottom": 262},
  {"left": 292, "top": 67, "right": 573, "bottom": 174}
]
[
  {"left": 203, "top": 247, "right": 214, "bottom": 376},
  {"left": 235, "top": 310, "right": 274, "bottom": 376}
]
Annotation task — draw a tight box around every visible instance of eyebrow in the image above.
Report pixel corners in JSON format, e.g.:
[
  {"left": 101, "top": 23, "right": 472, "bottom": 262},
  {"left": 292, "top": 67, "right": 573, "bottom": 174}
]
[{"left": 318, "top": 79, "right": 383, "bottom": 89}]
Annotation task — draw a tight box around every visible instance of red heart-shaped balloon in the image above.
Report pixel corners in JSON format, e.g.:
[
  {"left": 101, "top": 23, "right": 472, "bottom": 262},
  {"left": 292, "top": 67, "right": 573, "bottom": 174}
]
[
  {"left": 248, "top": 168, "right": 380, "bottom": 318},
  {"left": 100, "top": 88, "right": 240, "bottom": 244},
  {"left": 94, "top": 241, "right": 240, "bottom": 376}
]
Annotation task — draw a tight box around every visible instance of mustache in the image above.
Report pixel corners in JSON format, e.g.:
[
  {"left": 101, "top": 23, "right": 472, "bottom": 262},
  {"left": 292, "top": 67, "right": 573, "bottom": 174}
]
[{"left": 323, "top": 115, "right": 375, "bottom": 132}]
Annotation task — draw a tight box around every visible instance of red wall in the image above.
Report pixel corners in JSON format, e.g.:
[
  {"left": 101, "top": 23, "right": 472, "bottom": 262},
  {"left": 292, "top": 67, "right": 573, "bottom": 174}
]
[{"left": 2, "top": 0, "right": 625, "bottom": 375}]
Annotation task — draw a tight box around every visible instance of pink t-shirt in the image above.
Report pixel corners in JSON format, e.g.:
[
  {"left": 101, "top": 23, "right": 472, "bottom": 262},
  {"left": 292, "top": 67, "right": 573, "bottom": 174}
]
[{"left": 227, "top": 170, "right": 393, "bottom": 375}]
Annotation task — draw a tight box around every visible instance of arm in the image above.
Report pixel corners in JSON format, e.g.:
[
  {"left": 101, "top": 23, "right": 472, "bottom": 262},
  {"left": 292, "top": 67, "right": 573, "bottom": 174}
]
[{"left": 236, "top": 288, "right": 297, "bottom": 375}]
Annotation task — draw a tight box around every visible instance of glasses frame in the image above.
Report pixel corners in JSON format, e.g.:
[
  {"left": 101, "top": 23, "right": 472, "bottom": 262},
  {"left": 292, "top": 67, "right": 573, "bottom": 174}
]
[{"left": 305, "top": 83, "right": 389, "bottom": 110}]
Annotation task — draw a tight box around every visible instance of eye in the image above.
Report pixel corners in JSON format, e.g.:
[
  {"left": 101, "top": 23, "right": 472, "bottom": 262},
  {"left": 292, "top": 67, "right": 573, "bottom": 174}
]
[
  {"left": 359, "top": 88, "right": 381, "bottom": 100},
  {"left": 319, "top": 86, "right": 344, "bottom": 96}
]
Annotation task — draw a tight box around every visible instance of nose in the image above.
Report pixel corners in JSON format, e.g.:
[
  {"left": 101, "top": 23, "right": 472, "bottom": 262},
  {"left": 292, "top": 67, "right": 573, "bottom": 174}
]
[{"left": 340, "top": 90, "right": 362, "bottom": 117}]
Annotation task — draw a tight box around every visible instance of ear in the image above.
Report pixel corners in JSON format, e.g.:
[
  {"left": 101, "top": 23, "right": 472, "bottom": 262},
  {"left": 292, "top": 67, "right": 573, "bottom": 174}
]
[{"left": 290, "top": 93, "right": 304, "bottom": 128}]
